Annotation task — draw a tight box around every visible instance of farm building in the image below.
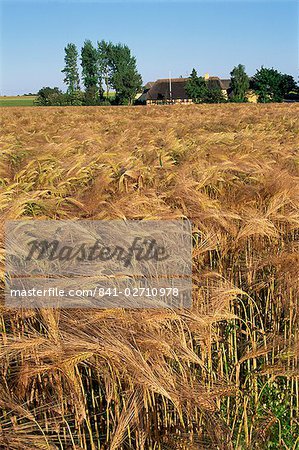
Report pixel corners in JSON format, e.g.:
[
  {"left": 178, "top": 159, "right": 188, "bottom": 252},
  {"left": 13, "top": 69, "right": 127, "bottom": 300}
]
[
  {"left": 135, "top": 81, "right": 155, "bottom": 101},
  {"left": 139, "top": 74, "right": 232, "bottom": 104}
]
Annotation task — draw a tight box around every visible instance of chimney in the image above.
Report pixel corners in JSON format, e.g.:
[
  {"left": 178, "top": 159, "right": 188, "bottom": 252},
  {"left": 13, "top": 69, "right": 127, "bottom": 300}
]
[{"left": 204, "top": 73, "right": 210, "bottom": 80}]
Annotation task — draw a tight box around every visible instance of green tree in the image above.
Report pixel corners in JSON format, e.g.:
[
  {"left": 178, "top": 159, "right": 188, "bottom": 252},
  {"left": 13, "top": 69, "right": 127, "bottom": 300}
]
[
  {"left": 97, "top": 40, "right": 112, "bottom": 99},
  {"left": 36, "top": 87, "right": 67, "bottom": 106},
  {"left": 205, "top": 85, "right": 226, "bottom": 103},
  {"left": 253, "top": 67, "right": 282, "bottom": 102},
  {"left": 61, "top": 43, "right": 80, "bottom": 94},
  {"left": 81, "top": 40, "right": 99, "bottom": 104},
  {"left": 279, "top": 74, "right": 297, "bottom": 95},
  {"left": 185, "top": 69, "right": 225, "bottom": 103},
  {"left": 185, "top": 69, "right": 208, "bottom": 103},
  {"left": 230, "top": 64, "right": 250, "bottom": 102},
  {"left": 253, "top": 67, "right": 297, "bottom": 103},
  {"left": 66, "top": 90, "right": 84, "bottom": 106},
  {"left": 108, "top": 43, "right": 142, "bottom": 105}
]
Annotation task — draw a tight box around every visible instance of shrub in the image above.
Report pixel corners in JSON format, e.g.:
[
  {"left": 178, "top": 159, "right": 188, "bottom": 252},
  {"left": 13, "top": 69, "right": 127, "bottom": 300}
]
[{"left": 36, "top": 87, "right": 67, "bottom": 106}]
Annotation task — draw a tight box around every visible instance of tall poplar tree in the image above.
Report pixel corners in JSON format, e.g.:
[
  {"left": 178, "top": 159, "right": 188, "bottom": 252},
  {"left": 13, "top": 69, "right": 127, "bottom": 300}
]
[
  {"left": 230, "top": 64, "right": 250, "bottom": 102},
  {"left": 108, "top": 43, "right": 142, "bottom": 105},
  {"left": 81, "top": 40, "right": 99, "bottom": 104},
  {"left": 61, "top": 43, "right": 80, "bottom": 94},
  {"left": 97, "top": 40, "right": 112, "bottom": 99}
]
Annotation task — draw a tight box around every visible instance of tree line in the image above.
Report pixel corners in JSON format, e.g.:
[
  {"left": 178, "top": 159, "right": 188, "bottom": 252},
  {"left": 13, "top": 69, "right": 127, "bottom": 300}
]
[
  {"left": 36, "top": 40, "right": 298, "bottom": 106},
  {"left": 186, "top": 65, "right": 298, "bottom": 103},
  {"left": 37, "top": 40, "right": 142, "bottom": 106}
]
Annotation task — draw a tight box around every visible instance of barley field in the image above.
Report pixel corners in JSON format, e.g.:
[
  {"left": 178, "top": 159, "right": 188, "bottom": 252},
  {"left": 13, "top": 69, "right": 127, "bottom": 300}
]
[{"left": 0, "top": 104, "right": 298, "bottom": 449}]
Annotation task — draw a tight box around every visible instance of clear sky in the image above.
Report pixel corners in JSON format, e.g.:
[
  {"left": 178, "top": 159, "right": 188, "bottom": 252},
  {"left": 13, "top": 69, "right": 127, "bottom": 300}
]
[{"left": 0, "top": 0, "right": 298, "bottom": 95}]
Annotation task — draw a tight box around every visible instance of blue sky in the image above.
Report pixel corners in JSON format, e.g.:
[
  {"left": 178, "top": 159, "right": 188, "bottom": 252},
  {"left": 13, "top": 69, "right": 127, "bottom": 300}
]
[{"left": 0, "top": 0, "right": 298, "bottom": 95}]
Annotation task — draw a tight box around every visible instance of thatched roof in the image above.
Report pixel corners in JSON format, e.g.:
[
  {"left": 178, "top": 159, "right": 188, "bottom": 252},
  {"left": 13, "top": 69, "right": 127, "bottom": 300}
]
[
  {"left": 147, "top": 78, "right": 188, "bottom": 101},
  {"left": 219, "top": 79, "right": 231, "bottom": 90},
  {"left": 141, "top": 77, "right": 231, "bottom": 102},
  {"left": 144, "top": 81, "right": 155, "bottom": 89}
]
